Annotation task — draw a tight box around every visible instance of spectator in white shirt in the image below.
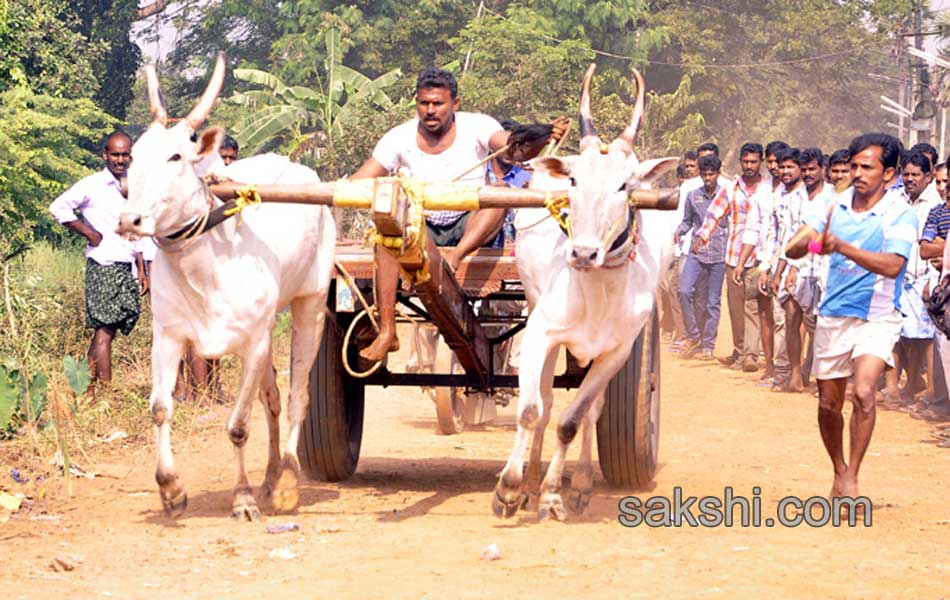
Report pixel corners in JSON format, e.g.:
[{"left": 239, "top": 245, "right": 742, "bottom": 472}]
[
  {"left": 48, "top": 131, "right": 142, "bottom": 397},
  {"left": 659, "top": 154, "right": 697, "bottom": 349}
]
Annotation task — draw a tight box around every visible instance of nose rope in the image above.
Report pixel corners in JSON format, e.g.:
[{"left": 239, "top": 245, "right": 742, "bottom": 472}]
[
  {"left": 601, "top": 207, "right": 639, "bottom": 269},
  {"left": 154, "top": 181, "right": 256, "bottom": 253}
]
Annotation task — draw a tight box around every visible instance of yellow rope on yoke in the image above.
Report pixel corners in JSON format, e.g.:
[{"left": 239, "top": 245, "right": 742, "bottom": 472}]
[
  {"left": 223, "top": 185, "right": 262, "bottom": 226},
  {"left": 544, "top": 191, "right": 572, "bottom": 240}
]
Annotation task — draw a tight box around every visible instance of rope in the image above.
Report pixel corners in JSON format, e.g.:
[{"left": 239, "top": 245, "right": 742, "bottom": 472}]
[
  {"left": 337, "top": 257, "right": 431, "bottom": 379},
  {"left": 341, "top": 309, "right": 384, "bottom": 379},
  {"left": 154, "top": 209, "right": 210, "bottom": 253},
  {"left": 336, "top": 259, "right": 384, "bottom": 379},
  {"left": 451, "top": 143, "right": 513, "bottom": 182},
  {"left": 223, "top": 185, "right": 262, "bottom": 225}
]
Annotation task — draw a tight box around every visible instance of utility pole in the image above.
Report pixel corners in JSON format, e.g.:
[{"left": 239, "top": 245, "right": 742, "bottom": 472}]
[
  {"left": 899, "top": 47, "right": 908, "bottom": 144},
  {"left": 916, "top": 0, "right": 924, "bottom": 146},
  {"left": 911, "top": 0, "right": 937, "bottom": 145},
  {"left": 462, "top": 1, "right": 485, "bottom": 74}
]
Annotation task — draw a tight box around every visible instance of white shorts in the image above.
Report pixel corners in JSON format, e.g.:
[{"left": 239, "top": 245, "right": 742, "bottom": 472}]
[{"left": 812, "top": 312, "right": 902, "bottom": 380}]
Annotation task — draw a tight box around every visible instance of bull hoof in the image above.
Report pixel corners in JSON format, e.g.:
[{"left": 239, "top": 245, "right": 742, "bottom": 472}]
[
  {"left": 232, "top": 486, "right": 261, "bottom": 521},
  {"left": 271, "top": 467, "right": 299, "bottom": 512},
  {"left": 566, "top": 488, "right": 592, "bottom": 514},
  {"left": 160, "top": 489, "right": 188, "bottom": 518},
  {"left": 538, "top": 493, "right": 567, "bottom": 522},
  {"left": 231, "top": 503, "right": 262, "bottom": 522},
  {"left": 521, "top": 490, "right": 539, "bottom": 511},
  {"left": 491, "top": 487, "right": 525, "bottom": 519}
]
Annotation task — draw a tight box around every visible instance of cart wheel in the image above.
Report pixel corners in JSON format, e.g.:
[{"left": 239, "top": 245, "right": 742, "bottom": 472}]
[
  {"left": 596, "top": 307, "right": 660, "bottom": 488},
  {"left": 433, "top": 337, "right": 465, "bottom": 435},
  {"left": 298, "top": 311, "right": 365, "bottom": 482}
]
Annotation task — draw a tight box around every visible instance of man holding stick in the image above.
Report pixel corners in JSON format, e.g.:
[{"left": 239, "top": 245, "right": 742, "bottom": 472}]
[{"left": 350, "top": 68, "right": 566, "bottom": 361}]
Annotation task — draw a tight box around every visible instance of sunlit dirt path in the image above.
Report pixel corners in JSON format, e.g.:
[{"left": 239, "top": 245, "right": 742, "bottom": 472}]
[{"left": 3, "top": 316, "right": 950, "bottom": 599}]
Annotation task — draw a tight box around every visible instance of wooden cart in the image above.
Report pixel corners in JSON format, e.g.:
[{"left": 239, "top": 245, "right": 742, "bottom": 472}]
[
  {"left": 209, "top": 179, "right": 672, "bottom": 489},
  {"left": 297, "top": 245, "right": 661, "bottom": 489}
]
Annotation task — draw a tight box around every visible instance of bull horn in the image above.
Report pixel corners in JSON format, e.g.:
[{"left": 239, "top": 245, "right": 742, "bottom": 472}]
[
  {"left": 145, "top": 64, "right": 167, "bottom": 127},
  {"left": 184, "top": 52, "right": 226, "bottom": 131},
  {"left": 579, "top": 63, "right": 598, "bottom": 144},
  {"left": 617, "top": 67, "right": 645, "bottom": 150}
]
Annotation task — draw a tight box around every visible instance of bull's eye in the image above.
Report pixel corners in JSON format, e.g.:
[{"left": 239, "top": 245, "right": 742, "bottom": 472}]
[{"left": 168, "top": 153, "right": 182, "bottom": 162}]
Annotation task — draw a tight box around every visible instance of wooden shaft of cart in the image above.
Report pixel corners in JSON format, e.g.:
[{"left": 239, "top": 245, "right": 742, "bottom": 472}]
[{"left": 208, "top": 179, "right": 679, "bottom": 211}]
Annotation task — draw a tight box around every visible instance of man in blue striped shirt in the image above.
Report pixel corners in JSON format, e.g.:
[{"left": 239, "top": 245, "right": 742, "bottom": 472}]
[
  {"left": 786, "top": 133, "right": 918, "bottom": 506},
  {"left": 919, "top": 178, "right": 950, "bottom": 262}
]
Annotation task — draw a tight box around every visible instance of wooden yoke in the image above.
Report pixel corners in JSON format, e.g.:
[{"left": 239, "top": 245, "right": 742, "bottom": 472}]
[{"left": 208, "top": 179, "right": 680, "bottom": 212}]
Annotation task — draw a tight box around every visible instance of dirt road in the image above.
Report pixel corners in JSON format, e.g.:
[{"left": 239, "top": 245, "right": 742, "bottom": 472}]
[{"left": 3, "top": 322, "right": 950, "bottom": 599}]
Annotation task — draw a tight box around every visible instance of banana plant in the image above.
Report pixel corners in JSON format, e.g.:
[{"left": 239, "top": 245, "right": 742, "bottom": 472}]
[{"left": 230, "top": 27, "right": 403, "bottom": 178}]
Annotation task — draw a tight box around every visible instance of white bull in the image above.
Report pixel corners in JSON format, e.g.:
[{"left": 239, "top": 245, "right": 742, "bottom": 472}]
[
  {"left": 493, "top": 65, "right": 678, "bottom": 520},
  {"left": 116, "top": 55, "right": 336, "bottom": 519}
]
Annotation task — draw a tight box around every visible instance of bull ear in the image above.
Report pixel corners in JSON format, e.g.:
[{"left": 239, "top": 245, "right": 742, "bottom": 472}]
[
  {"left": 193, "top": 126, "right": 225, "bottom": 161},
  {"left": 630, "top": 157, "right": 680, "bottom": 186},
  {"left": 529, "top": 156, "right": 576, "bottom": 179}
]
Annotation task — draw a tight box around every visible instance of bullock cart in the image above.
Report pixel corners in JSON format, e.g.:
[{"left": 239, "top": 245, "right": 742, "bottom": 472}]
[{"left": 210, "top": 179, "right": 677, "bottom": 489}]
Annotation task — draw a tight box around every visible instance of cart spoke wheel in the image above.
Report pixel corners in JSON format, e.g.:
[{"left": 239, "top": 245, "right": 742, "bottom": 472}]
[{"left": 433, "top": 337, "right": 465, "bottom": 435}]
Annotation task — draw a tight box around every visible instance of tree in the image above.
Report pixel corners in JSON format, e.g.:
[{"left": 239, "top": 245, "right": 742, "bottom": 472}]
[
  {"left": 229, "top": 28, "right": 403, "bottom": 179},
  {"left": 70, "top": 1, "right": 144, "bottom": 119},
  {"left": 0, "top": 88, "right": 118, "bottom": 256},
  {"left": 643, "top": 0, "right": 906, "bottom": 158},
  {"left": 0, "top": 0, "right": 103, "bottom": 99},
  {"left": 450, "top": 10, "right": 594, "bottom": 125}
]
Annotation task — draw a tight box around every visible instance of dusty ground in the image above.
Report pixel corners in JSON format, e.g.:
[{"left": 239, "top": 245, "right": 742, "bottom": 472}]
[{"left": 3, "top": 317, "right": 950, "bottom": 599}]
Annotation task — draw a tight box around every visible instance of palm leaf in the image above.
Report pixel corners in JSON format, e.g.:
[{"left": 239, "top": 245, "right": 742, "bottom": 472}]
[
  {"left": 229, "top": 90, "right": 281, "bottom": 108},
  {"left": 232, "top": 105, "right": 303, "bottom": 152},
  {"left": 325, "top": 28, "right": 343, "bottom": 104},
  {"left": 234, "top": 68, "right": 295, "bottom": 101},
  {"left": 345, "top": 68, "right": 402, "bottom": 110}
]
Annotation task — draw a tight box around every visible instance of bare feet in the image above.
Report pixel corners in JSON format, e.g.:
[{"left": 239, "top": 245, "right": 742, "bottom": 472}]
[
  {"left": 783, "top": 378, "right": 805, "bottom": 393},
  {"left": 445, "top": 250, "right": 462, "bottom": 272},
  {"left": 359, "top": 329, "right": 400, "bottom": 362}
]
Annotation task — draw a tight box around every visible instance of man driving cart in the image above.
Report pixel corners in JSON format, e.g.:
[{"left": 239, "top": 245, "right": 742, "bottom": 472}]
[{"left": 350, "top": 67, "right": 567, "bottom": 362}]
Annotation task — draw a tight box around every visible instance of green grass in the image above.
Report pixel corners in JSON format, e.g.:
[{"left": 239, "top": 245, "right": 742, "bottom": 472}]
[{"left": 0, "top": 242, "right": 293, "bottom": 474}]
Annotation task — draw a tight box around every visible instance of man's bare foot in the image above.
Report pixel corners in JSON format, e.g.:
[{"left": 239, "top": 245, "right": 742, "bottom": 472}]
[
  {"left": 445, "top": 250, "right": 462, "bottom": 272},
  {"left": 359, "top": 330, "right": 400, "bottom": 362},
  {"left": 837, "top": 475, "right": 858, "bottom": 498},
  {"left": 834, "top": 476, "right": 868, "bottom": 519},
  {"left": 783, "top": 378, "right": 805, "bottom": 393}
]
